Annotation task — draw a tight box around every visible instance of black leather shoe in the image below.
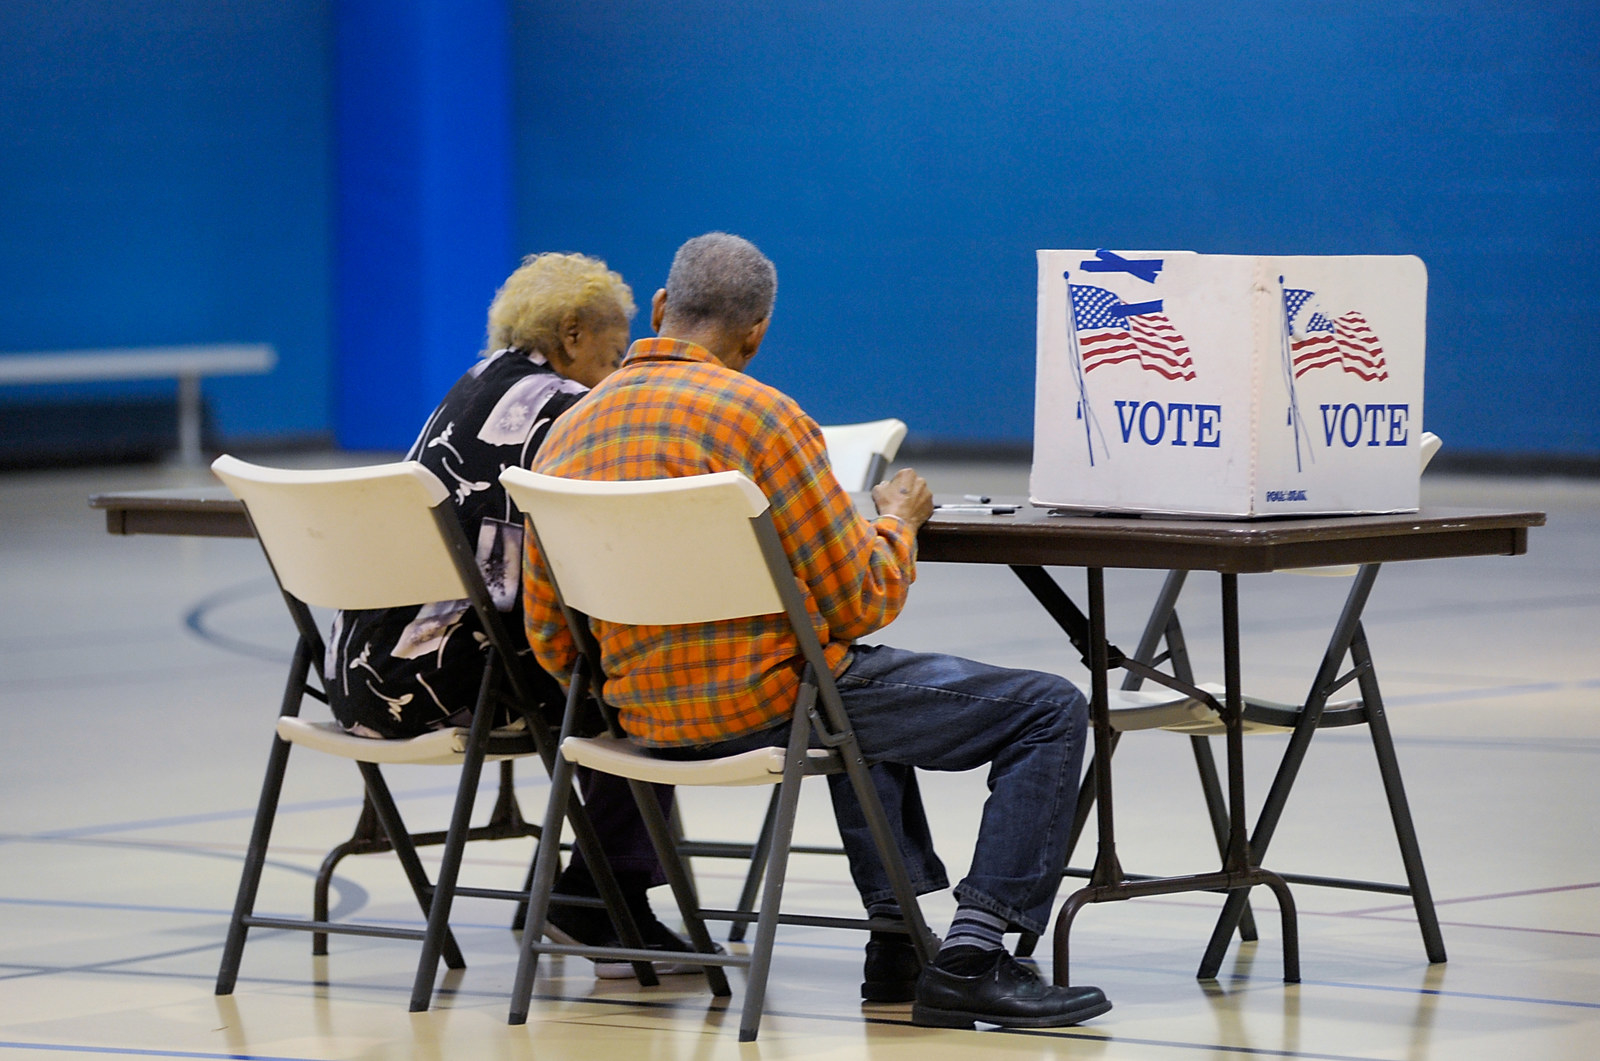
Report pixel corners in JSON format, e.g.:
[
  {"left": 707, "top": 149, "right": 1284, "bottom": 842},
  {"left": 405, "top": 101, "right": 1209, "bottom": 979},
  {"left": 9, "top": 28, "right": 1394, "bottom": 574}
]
[
  {"left": 862, "top": 934, "right": 923, "bottom": 1003},
  {"left": 911, "top": 951, "right": 1111, "bottom": 1029}
]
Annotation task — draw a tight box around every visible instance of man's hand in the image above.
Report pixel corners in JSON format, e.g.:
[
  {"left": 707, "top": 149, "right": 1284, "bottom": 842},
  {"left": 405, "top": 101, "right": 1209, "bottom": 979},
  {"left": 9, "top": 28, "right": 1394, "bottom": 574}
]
[{"left": 871, "top": 467, "right": 933, "bottom": 531}]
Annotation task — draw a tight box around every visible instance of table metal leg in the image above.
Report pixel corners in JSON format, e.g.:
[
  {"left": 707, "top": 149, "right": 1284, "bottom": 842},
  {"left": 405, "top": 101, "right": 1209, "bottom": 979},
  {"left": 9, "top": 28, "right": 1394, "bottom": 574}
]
[
  {"left": 312, "top": 760, "right": 540, "bottom": 954},
  {"left": 1047, "top": 568, "right": 1298, "bottom": 986},
  {"left": 1197, "top": 565, "right": 1385, "bottom": 976},
  {"left": 1125, "top": 569, "right": 1261, "bottom": 943},
  {"left": 1086, "top": 569, "right": 1124, "bottom": 887}
]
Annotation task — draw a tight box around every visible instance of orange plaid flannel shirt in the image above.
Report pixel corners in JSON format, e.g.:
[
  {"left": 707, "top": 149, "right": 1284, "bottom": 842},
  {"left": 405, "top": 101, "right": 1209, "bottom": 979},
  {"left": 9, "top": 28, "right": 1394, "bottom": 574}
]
[{"left": 521, "top": 337, "right": 917, "bottom": 746}]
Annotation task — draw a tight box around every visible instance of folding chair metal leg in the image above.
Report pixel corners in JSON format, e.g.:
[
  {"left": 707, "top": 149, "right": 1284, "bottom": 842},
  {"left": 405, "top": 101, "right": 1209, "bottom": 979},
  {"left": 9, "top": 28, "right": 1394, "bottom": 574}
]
[
  {"left": 821, "top": 715, "right": 938, "bottom": 964},
  {"left": 509, "top": 747, "right": 577, "bottom": 1025},
  {"left": 216, "top": 725, "right": 294, "bottom": 995},
  {"left": 561, "top": 778, "right": 660, "bottom": 982},
  {"left": 1132, "top": 571, "right": 1260, "bottom": 943},
  {"left": 355, "top": 761, "right": 467, "bottom": 972},
  {"left": 510, "top": 674, "right": 663, "bottom": 1024},
  {"left": 626, "top": 775, "right": 732, "bottom": 998},
  {"left": 738, "top": 726, "right": 810, "bottom": 1042},
  {"left": 511, "top": 841, "right": 536, "bottom": 933},
  {"left": 409, "top": 670, "right": 499, "bottom": 1010},
  {"left": 217, "top": 640, "right": 312, "bottom": 996},
  {"left": 1350, "top": 626, "right": 1447, "bottom": 963},
  {"left": 728, "top": 788, "right": 782, "bottom": 943}
]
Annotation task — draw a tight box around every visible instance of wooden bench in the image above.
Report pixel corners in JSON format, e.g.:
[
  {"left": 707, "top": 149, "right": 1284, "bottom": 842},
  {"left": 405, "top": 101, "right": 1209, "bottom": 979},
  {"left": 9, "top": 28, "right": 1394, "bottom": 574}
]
[{"left": 0, "top": 344, "right": 276, "bottom": 464}]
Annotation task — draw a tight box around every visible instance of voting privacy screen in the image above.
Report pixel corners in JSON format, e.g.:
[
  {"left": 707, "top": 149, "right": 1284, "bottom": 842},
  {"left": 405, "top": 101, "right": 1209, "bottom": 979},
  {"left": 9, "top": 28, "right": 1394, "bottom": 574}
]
[{"left": 1031, "top": 250, "right": 1428, "bottom": 518}]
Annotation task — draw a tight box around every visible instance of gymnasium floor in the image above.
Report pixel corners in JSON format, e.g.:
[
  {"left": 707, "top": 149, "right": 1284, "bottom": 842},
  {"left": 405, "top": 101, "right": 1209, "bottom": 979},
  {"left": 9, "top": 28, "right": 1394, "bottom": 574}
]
[{"left": 2, "top": 456, "right": 1597, "bottom": 1060}]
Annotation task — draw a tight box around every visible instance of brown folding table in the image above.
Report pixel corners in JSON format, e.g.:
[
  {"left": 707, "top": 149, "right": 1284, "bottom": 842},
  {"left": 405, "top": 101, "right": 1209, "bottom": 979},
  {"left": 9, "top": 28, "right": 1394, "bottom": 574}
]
[{"left": 914, "top": 501, "right": 1543, "bottom": 984}]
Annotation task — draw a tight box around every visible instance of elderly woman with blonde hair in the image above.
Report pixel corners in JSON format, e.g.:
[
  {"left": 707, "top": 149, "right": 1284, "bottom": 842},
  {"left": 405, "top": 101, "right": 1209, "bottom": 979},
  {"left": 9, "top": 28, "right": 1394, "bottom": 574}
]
[{"left": 325, "top": 253, "right": 695, "bottom": 972}]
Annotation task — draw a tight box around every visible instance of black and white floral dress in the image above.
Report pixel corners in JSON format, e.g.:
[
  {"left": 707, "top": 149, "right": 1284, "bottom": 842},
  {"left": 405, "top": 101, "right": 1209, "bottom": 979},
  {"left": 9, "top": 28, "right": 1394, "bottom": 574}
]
[{"left": 324, "top": 349, "right": 585, "bottom": 737}]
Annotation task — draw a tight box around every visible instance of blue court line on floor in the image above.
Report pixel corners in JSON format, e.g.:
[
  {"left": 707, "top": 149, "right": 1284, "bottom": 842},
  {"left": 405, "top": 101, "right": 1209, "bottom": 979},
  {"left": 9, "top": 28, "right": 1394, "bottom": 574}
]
[
  {"left": 860, "top": 1018, "right": 1401, "bottom": 1061},
  {"left": 1093, "top": 589, "right": 1600, "bottom": 645},
  {"left": 1241, "top": 591, "right": 1600, "bottom": 637},
  {"left": 15, "top": 779, "right": 486, "bottom": 841},
  {"left": 0, "top": 896, "right": 231, "bottom": 918},
  {"left": 1300, "top": 731, "right": 1600, "bottom": 755},
  {"left": 3, "top": 953, "right": 1586, "bottom": 1060},
  {"left": 183, "top": 577, "right": 292, "bottom": 665},
  {"left": 0, "top": 662, "right": 280, "bottom": 696},
  {"left": 9, "top": 883, "right": 1598, "bottom": 955},
  {"left": 513, "top": 980, "right": 1600, "bottom": 1051},
  {"left": 0, "top": 1044, "right": 315, "bottom": 1061},
  {"left": 1327, "top": 910, "right": 1600, "bottom": 940},
  {"left": 0, "top": 896, "right": 510, "bottom": 938},
  {"left": 1304, "top": 978, "right": 1600, "bottom": 1010},
  {"left": 1349, "top": 878, "right": 1600, "bottom": 914},
  {"left": 0, "top": 941, "right": 234, "bottom": 985},
  {"left": 1383, "top": 677, "right": 1600, "bottom": 708},
  {"left": 7, "top": 934, "right": 1595, "bottom": 1019}
]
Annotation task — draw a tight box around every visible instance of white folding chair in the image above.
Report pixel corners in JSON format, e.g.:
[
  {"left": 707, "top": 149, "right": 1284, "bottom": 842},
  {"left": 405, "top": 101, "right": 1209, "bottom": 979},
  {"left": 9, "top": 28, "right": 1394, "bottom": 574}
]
[
  {"left": 1038, "top": 432, "right": 1449, "bottom": 969},
  {"left": 672, "top": 417, "right": 909, "bottom": 940},
  {"left": 819, "top": 417, "right": 908, "bottom": 490},
  {"left": 209, "top": 456, "right": 657, "bottom": 1012},
  {"left": 500, "top": 467, "right": 936, "bottom": 1041}
]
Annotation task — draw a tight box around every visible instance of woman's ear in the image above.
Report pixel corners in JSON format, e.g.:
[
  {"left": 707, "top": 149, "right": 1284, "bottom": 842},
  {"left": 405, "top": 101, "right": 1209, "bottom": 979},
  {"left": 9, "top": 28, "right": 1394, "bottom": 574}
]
[{"left": 556, "top": 312, "right": 582, "bottom": 364}]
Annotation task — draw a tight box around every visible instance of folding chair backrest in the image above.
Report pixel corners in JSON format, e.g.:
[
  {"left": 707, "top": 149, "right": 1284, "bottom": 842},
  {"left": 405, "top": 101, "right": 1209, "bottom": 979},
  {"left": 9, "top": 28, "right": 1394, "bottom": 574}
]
[
  {"left": 500, "top": 468, "right": 787, "bottom": 627},
  {"left": 1419, "top": 430, "right": 1442, "bottom": 471},
  {"left": 820, "top": 418, "right": 907, "bottom": 491},
  {"left": 211, "top": 455, "right": 467, "bottom": 611}
]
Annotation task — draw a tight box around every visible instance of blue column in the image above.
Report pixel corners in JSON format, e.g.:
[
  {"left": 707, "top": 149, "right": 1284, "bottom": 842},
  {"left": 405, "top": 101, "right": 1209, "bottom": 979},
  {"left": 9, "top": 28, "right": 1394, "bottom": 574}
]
[{"left": 332, "top": 0, "right": 513, "bottom": 450}]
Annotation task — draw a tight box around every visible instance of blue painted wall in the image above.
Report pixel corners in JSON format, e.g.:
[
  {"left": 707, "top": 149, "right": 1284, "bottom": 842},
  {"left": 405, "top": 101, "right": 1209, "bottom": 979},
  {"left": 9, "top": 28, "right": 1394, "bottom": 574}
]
[
  {"left": 3, "top": 2, "right": 1596, "bottom": 456},
  {"left": 0, "top": 0, "right": 334, "bottom": 440},
  {"left": 511, "top": 0, "right": 1600, "bottom": 455}
]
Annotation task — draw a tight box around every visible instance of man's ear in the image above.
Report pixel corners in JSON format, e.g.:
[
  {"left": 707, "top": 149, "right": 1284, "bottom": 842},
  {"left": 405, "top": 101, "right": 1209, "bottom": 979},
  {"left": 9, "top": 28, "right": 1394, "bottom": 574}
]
[
  {"left": 651, "top": 289, "right": 668, "bottom": 333},
  {"left": 739, "top": 317, "right": 770, "bottom": 364}
]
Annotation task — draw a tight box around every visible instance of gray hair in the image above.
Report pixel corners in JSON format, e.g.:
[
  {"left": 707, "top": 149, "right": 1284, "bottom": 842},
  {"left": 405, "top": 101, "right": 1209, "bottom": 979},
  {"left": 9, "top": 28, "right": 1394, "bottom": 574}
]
[{"left": 664, "top": 232, "right": 777, "bottom": 331}]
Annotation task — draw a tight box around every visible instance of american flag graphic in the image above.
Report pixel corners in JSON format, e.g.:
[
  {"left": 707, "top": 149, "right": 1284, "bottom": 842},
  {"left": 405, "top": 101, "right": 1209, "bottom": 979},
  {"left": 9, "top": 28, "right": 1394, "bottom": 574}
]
[
  {"left": 1069, "top": 284, "right": 1195, "bottom": 380},
  {"left": 1282, "top": 288, "right": 1388, "bottom": 381}
]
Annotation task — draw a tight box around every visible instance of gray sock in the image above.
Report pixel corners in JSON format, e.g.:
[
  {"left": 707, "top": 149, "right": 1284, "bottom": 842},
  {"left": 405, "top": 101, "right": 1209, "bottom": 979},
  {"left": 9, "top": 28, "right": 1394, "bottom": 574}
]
[{"left": 937, "top": 906, "right": 1006, "bottom": 963}]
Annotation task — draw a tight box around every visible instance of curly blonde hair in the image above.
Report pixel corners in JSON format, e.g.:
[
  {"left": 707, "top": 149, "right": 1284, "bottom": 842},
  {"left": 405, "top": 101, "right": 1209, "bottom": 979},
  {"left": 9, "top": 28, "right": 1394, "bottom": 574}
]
[{"left": 486, "top": 252, "right": 636, "bottom": 355}]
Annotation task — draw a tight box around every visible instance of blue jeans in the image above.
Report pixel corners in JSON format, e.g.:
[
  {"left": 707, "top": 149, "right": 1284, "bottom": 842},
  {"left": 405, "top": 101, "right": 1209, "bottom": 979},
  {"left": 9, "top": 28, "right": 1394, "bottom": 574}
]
[{"left": 654, "top": 643, "right": 1089, "bottom": 936}]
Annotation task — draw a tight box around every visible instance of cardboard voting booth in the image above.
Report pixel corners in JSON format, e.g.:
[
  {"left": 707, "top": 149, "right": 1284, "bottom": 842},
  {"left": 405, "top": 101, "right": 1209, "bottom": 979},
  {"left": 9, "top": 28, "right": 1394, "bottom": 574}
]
[{"left": 1031, "top": 250, "right": 1427, "bottom": 518}]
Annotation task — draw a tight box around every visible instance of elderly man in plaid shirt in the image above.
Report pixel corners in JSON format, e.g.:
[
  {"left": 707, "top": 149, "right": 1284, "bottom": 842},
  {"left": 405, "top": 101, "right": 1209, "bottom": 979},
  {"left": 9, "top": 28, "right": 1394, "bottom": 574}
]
[{"left": 522, "top": 232, "right": 1110, "bottom": 1030}]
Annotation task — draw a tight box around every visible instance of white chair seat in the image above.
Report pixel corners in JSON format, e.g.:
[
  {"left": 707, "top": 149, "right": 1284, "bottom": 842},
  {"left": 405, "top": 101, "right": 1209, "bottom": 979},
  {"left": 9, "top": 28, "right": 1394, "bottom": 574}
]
[
  {"left": 1101, "top": 687, "right": 1220, "bottom": 731},
  {"left": 561, "top": 734, "right": 835, "bottom": 787},
  {"left": 1105, "top": 684, "right": 1362, "bottom": 736},
  {"left": 276, "top": 718, "right": 532, "bottom": 766}
]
